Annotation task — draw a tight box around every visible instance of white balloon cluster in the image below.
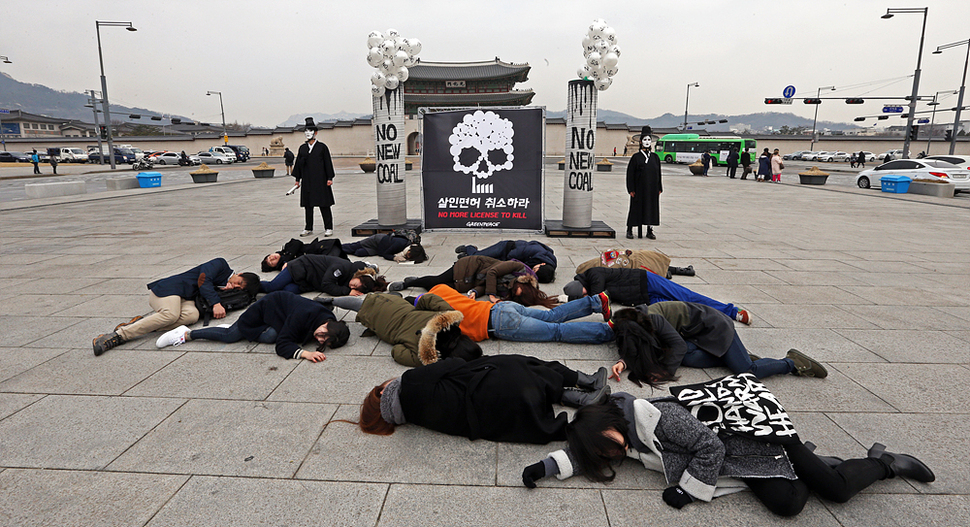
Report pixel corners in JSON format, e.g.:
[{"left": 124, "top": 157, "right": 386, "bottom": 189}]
[
  {"left": 367, "top": 29, "right": 422, "bottom": 97},
  {"left": 577, "top": 19, "right": 619, "bottom": 91}
]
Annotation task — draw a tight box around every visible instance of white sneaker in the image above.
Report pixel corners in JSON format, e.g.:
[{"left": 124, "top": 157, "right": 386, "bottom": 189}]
[
  {"left": 300, "top": 230, "right": 313, "bottom": 237},
  {"left": 324, "top": 229, "right": 333, "bottom": 236},
  {"left": 156, "top": 325, "right": 190, "bottom": 348}
]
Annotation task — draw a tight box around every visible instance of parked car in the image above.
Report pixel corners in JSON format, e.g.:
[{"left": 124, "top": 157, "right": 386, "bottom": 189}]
[
  {"left": 57, "top": 147, "right": 89, "bottom": 163},
  {"left": 88, "top": 148, "right": 135, "bottom": 164},
  {"left": 226, "top": 144, "right": 250, "bottom": 162},
  {"left": 877, "top": 149, "right": 904, "bottom": 162},
  {"left": 208, "top": 146, "right": 236, "bottom": 163},
  {"left": 922, "top": 155, "right": 970, "bottom": 193},
  {"left": 151, "top": 151, "right": 182, "bottom": 165},
  {"left": 196, "top": 151, "right": 233, "bottom": 164},
  {"left": 801, "top": 151, "right": 823, "bottom": 161},
  {"left": 855, "top": 151, "right": 876, "bottom": 163},
  {"left": 0, "top": 151, "right": 30, "bottom": 162},
  {"left": 783, "top": 150, "right": 810, "bottom": 160},
  {"left": 855, "top": 159, "right": 967, "bottom": 189},
  {"left": 828, "top": 151, "right": 850, "bottom": 162}
]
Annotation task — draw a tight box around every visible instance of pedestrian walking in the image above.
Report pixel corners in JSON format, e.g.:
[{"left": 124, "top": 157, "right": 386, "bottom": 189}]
[
  {"left": 726, "top": 147, "right": 739, "bottom": 179},
  {"left": 857, "top": 150, "right": 866, "bottom": 168},
  {"left": 31, "top": 149, "right": 40, "bottom": 174},
  {"left": 740, "top": 148, "right": 752, "bottom": 179},
  {"left": 49, "top": 153, "right": 58, "bottom": 175},
  {"left": 625, "top": 126, "right": 662, "bottom": 240},
  {"left": 283, "top": 147, "right": 294, "bottom": 176},
  {"left": 292, "top": 118, "right": 337, "bottom": 238},
  {"left": 701, "top": 150, "right": 712, "bottom": 176}
]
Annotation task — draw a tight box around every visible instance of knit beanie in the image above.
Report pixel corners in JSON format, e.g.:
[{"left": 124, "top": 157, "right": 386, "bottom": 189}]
[
  {"left": 563, "top": 280, "right": 585, "bottom": 301},
  {"left": 379, "top": 378, "right": 406, "bottom": 425}
]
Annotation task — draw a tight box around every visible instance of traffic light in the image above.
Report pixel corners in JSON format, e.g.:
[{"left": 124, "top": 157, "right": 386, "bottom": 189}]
[
  {"left": 803, "top": 98, "right": 822, "bottom": 104},
  {"left": 171, "top": 118, "right": 181, "bottom": 125},
  {"left": 854, "top": 117, "right": 866, "bottom": 122},
  {"left": 764, "top": 98, "right": 785, "bottom": 104},
  {"left": 99, "top": 125, "right": 107, "bottom": 139},
  {"left": 944, "top": 129, "right": 953, "bottom": 141},
  {"left": 845, "top": 98, "right": 865, "bottom": 104},
  {"left": 908, "top": 125, "right": 919, "bottom": 142}
]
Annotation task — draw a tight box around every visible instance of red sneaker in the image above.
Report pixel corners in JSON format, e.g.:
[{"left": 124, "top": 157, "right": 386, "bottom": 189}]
[
  {"left": 598, "top": 292, "right": 611, "bottom": 322},
  {"left": 735, "top": 309, "right": 751, "bottom": 325}
]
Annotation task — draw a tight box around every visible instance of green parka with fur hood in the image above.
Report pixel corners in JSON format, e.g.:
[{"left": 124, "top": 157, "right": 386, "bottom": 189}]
[{"left": 355, "top": 293, "right": 463, "bottom": 367}]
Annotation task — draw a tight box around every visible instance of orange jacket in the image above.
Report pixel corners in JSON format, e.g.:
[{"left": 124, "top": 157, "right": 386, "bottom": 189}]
[{"left": 429, "top": 284, "right": 492, "bottom": 341}]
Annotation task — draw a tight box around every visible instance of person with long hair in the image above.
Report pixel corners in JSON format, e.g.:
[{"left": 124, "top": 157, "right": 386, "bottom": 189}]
[
  {"left": 349, "top": 355, "right": 612, "bottom": 443},
  {"left": 261, "top": 237, "right": 347, "bottom": 272},
  {"left": 521, "top": 383, "right": 934, "bottom": 517},
  {"left": 454, "top": 240, "right": 557, "bottom": 283},
  {"left": 387, "top": 255, "right": 542, "bottom": 304},
  {"left": 757, "top": 147, "right": 771, "bottom": 182},
  {"left": 154, "top": 291, "right": 349, "bottom": 362},
  {"left": 607, "top": 302, "right": 826, "bottom": 386},
  {"left": 564, "top": 267, "right": 751, "bottom": 324},
  {"left": 261, "top": 254, "right": 387, "bottom": 297},
  {"left": 342, "top": 232, "right": 427, "bottom": 264}
]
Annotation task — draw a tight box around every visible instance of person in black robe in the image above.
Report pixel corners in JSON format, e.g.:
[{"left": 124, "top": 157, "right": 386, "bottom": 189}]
[
  {"left": 293, "top": 117, "right": 336, "bottom": 237},
  {"left": 626, "top": 126, "right": 662, "bottom": 240}
]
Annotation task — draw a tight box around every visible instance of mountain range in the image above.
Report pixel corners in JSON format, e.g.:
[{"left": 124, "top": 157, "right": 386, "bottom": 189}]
[{"left": 2, "top": 72, "right": 861, "bottom": 132}]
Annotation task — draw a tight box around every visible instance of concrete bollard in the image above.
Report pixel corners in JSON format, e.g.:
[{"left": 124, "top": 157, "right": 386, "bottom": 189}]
[
  {"left": 105, "top": 177, "right": 140, "bottom": 190},
  {"left": 24, "top": 181, "right": 87, "bottom": 199}
]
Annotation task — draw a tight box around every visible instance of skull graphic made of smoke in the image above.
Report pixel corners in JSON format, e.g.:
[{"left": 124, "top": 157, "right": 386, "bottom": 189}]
[{"left": 449, "top": 110, "right": 514, "bottom": 178}]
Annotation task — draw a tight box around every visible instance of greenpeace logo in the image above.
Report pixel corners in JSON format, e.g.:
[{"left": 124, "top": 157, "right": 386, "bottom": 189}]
[{"left": 466, "top": 222, "right": 501, "bottom": 227}]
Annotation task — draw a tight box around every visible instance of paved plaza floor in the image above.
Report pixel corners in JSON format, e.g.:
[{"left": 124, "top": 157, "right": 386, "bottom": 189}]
[{"left": 0, "top": 159, "right": 968, "bottom": 526}]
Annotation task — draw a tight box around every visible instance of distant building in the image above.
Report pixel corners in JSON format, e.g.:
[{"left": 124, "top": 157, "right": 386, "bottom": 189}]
[
  {"left": 403, "top": 58, "right": 535, "bottom": 116},
  {"left": 0, "top": 110, "right": 90, "bottom": 138}
]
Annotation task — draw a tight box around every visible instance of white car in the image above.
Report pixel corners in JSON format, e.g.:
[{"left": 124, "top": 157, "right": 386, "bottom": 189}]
[
  {"left": 196, "top": 151, "right": 233, "bottom": 164},
  {"left": 151, "top": 151, "right": 200, "bottom": 165},
  {"left": 855, "top": 159, "right": 967, "bottom": 190},
  {"left": 828, "top": 151, "right": 850, "bottom": 162},
  {"left": 922, "top": 155, "right": 970, "bottom": 193},
  {"left": 877, "top": 149, "right": 904, "bottom": 162},
  {"left": 801, "top": 151, "right": 822, "bottom": 161}
]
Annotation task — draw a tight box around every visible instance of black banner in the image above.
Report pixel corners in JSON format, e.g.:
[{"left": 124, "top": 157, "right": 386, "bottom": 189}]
[{"left": 422, "top": 108, "right": 543, "bottom": 230}]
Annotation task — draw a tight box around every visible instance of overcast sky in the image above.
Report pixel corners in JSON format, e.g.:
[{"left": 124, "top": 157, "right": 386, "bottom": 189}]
[{"left": 3, "top": 0, "right": 969, "bottom": 128}]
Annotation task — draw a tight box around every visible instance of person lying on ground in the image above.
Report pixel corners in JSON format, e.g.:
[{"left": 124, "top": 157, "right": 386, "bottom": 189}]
[
  {"left": 387, "top": 255, "right": 547, "bottom": 304},
  {"left": 342, "top": 233, "right": 427, "bottom": 263},
  {"left": 521, "top": 376, "right": 934, "bottom": 517},
  {"left": 93, "top": 258, "right": 260, "bottom": 356},
  {"left": 575, "top": 248, "right": 694, "bottom": 278},
  {"left": 154, "top": 291, "right": 349, "bottom": 362},
  {"left": 454, "top": 240, "right": 557, "bottom": 283},
  {"left": 261, "top": 254, "right": 387, "bottom": 297},
  {"left": 261, "top": 237, "right": 348, "bottom": 272}
]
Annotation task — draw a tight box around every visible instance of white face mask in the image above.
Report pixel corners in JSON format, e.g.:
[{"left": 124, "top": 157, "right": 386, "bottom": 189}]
[
  {"left": 641, "top": 137, "right": 653, "bottom": 151},
  {"left": 305, "top": 130, "right": 315, "bottom": 141}
]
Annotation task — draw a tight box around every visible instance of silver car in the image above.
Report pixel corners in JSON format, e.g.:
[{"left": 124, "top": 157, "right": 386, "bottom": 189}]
[
  {"left": 855, "top": 159, "right": 967, "bottom": 189},
  {"left": 196, "top": 151, "right": 233, "bottom": 165}
]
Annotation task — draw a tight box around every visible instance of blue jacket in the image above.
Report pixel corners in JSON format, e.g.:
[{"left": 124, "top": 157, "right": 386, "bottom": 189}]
[
  {"left": 236, "top": 291, "right": 335, "bottom": 359},
  {"left": 147, "top": 257, "right": 233, "bottom": 307}
]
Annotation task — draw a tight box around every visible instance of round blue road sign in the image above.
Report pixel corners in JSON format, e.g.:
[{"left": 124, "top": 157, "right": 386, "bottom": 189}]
[{"left": 783, "top": 85, "right": 796, "bottom": 98}]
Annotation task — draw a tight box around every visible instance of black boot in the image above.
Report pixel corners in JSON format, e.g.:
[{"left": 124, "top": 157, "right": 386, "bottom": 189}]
[
  {"left": 637, "top": 226, "right": 643, "bottom": 239},
  {"left": 868, "top": 443, "right": 935, "bottom": 482},
  {"left": 575, "top": 367, "right": 608, "bottom": 392},
  {"left": 646, "top": 227, "right": 656, "bottom": 240},
  {"left": 668, "top": 265, "right": 695, "bottom": 277},
  {"left": 313, "top": 295, "right": 334, "bottom": 305},
  {"left": 560, "top": 384, "right": 611, "bottom": 408},
  {"left": 626, "top": 227, "right": 633, "bottom": 239}
]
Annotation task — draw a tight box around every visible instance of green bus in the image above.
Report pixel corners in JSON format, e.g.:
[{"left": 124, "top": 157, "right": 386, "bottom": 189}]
[{"left": 654, "top": 134, "right": 757, "bottom": 165}]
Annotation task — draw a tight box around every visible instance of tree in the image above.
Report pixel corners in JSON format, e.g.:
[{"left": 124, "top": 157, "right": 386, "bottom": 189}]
[
  {"left": 776, "top": 125, "right": 808, "bottom": 135},
  {"left": 225, "top": 121, "right": 252, "bottom": 132}
]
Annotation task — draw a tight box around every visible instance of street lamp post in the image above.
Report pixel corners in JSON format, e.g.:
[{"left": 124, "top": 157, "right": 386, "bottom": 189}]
[
  {"left": 881, "top": 7, "right": 928, "bottom": 159},
  {"left": 0, "top": 55, "right": 10, "bottom": 151},
  {"left": 206, "top": 91, "right": 227, "bottom": 144},
  {"left": 95, "top": 20, "right": 136, "bottom": 169},
  {"left": 85, "top": 90, "right": 104, "bottom": 164},
  {"left": 933, "top": 38, "right": 969, "bottom": 154},
  {"left": 810, "top": 85, "right": 836, "bottom": 151},
  {"left": 925, "top": 90, "right": 958, "bottom": 154},
  {"left": 683, "top": 82, "right": 699, "bottom": 131}
]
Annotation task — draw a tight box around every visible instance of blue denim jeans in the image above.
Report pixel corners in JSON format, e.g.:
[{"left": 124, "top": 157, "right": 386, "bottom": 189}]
[
  {"left": 261, "top": 267, "right": 301, "bottom": 295},
  {"left": 190, "top": 323, "right": 278, "bottom": 344},
  {"left": 680, "top": 332, "right": 794, "bottom": 379},
  {"left": 489, "top": 297, "right": 613, "bottom": 344},
  {"left": 646, "top": 271, "right": 738, "bottom": 319}
]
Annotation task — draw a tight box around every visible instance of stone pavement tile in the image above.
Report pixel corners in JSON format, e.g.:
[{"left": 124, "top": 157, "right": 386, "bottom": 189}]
[
  {"left": 158, "top": 337, "right": 257, "bottom": 353},
  {"left": 0, "top": 349, "right": 179, "bottom": 395},
  {"left": 773, "top": 258, "right": 869, "bottom": 273},
  {"left": 0, "top": 468, "right": 188, "bottom": 527},
  {"left": 842, "top": 250, "right": 930, "bottom": 262},
  {"left": 603, "top": 489, "right": 839, "bottom": 526},
  {"left": 682, "top": 284, "right": 781, "bottom": 305},
  {"left": 831, "top": 363, "right": 970, "bottom": 413},
  {"left": 378, "top": 484, "right": 608, "bottom": 527},
  {"left": 843, "top": 305, "right": 968, "bottom": 331},
  {"left": 827, "top": 412, "right": 968, "bottom": 495},
  {"left": 70, "top": 277, "right": 150, "bottom": 295},
  {"left": 834, "top": 329, "right": 970, "bottom": 364},
  {"left": 268, "top": 356, "right": 409, "bottom": 405},
  {"left": 297, "top": 405, "right": 496, "bottom": 485},
  {"left": 109, "top": 399, "right": 335, "bottom": 478},
  {"left": 946, "top": 330, "right": 970, "bottom": 344},
  {"left": 689, "top": 269, "right": 788, "bottom": 285},
  {"left": 746, "top": 369, "right": 895, "bottom": 413},
  {"left": 837, "top": 285, "right": 968, "bottom": 307},
  {"left": 24, "top": 316, "right": 139, "bottom": 350},
  {"left": 0, "top": 395, "right": 184, "bottom": 470},
  {"left": 0, "top": 316, "right": 83, "bottom": 347},
  {"left": 756, "top": 304, "right": 879, "bottom": 329},
  {"left": 825, "top": 494, "right": 970, "bottom": 527},
  {"left": 0, "top": 393, "right": 43, "bottom": 420},
  {"left": 0, "top": 253, "right": 61, "bottom": 266},
  {"left": 0, "top": 277, "right": 104, "bottom": 295},
  {"left": 775, "top": 249, "right": 862, "bottom": 261},
  {"left": 0, "top": 277, "right": 32, "bottom": 292},
  {"left": 841, "top": 259, "right": 932, "bottom": 274},
  {"left": 54, "top": 293, "right": 155, "bottom": 318},
  {"left": 925, "top": 273, "right": 970, "bottom": 289},
  {"left": 848, "top": 271, "right": 951, "bottom": 289},
  {"left": 0, "top": 293, "right": 96, "bottom": 317},
  {"left": 648, "top": 246, "right": 733, "bottom": 259},
  {"left": 144, "top": 476, "right": 386, "bottom": 527},
  {"left": 754, "top": 285, "right": 873, "bottom": 305},
  {"left": 937, "top": 306, "right": 970, "bottom": 321},
  {"left": 0, "top": 346, "right": 67, "bottom": 382},
  {"left": 124, "top": 352, "right": 299, "bottom": 400},
  {"left": 706, "top": 258, "right": 793, "bottom": 271},
  {"left": 496, "top": 441, "right": 662, "bottom": 490},
  {"left": 496, "top": 339, "right": 615, "bottom": 361},
  {"left": 765, "top": 270, "right": 861, "bottom": 287},
  {"left": 734, "top": 328, "right": 882, "bottom": 363}
]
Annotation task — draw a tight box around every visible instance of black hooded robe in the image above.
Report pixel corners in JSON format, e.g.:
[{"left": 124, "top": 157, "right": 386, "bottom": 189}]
[{"left": 626, "top": 150, "right": 662, "bottom": 227}]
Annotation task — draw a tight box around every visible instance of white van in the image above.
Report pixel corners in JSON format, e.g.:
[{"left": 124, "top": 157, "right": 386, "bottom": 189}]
[
  {"left": 58, "top": 147, "right": 89, "bottom": 163},
  {"left": 209, "top": 146, "right": 235, "bottom": 163}
]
